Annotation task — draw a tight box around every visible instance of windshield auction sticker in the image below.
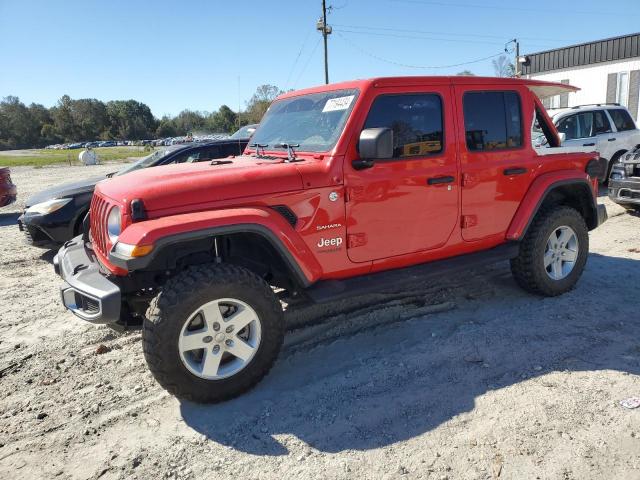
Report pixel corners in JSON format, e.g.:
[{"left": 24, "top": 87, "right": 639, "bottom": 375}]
[{"left": 322, "top": 95, "right": 355, "bottom": 112}]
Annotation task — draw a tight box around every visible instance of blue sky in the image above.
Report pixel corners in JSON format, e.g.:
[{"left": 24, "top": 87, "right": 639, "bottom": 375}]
[{"left": 1, "top": 0, "right": 639, "bottom": 117}]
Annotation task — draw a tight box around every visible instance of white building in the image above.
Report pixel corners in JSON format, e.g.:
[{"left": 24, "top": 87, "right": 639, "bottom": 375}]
[{"left": 522, "top": 33, "right": 640, "bottom": 120}]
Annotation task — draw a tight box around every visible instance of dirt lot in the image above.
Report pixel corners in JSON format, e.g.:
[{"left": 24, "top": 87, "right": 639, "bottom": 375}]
[{"left": 1, "top": 165, "right": 640, "bottom": 480}]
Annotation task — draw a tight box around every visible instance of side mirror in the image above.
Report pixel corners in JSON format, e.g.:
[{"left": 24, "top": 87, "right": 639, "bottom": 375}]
[
  {"left": 558, "top": 132, "right": 566, "bottom": 143},
  {"left": 353, "top": 128, "right": 393, "bottom": 170}
]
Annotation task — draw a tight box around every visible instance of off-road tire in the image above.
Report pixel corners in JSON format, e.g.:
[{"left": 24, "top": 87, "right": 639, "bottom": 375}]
[
  {"left": 510, "top": 206, "right": 589, "bottom": 297},
  {"left": 143, "top": 264, "right": 284, "bottom": 403}
]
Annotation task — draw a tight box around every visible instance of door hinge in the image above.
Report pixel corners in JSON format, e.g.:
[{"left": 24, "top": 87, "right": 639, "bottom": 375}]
[
  {"left": 461, "top": 215, "right": 478, "bottom": 229},
  {"left": 347, "top": 233, "right": 367, "bottom": 248}
]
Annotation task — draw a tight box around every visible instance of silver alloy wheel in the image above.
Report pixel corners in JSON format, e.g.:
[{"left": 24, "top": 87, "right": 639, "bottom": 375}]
[
  {"left": 178, "top": 298, "right": 262, "bottom": 380},
  {"left": 544, "top": 225, "right": 579, "bottom": 280}
]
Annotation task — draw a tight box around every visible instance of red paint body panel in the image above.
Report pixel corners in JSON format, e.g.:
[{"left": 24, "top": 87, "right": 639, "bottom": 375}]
[
  {"left": 89, "top": 76, "right": 600, "bottom": 282},
  {"left": 506, "top": 169, "right": 597, "bottom": 240},
  {"left": 0, "top": 168, "right": 17, "bottom": 208}
]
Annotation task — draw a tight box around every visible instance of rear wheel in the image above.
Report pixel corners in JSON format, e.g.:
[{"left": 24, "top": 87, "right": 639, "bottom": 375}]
[
  {"left": 510, "top": 206, "right": 589, "bottom": 296},
  {"left": 143, "top": 264, "right": 284, "bottom": 403}
]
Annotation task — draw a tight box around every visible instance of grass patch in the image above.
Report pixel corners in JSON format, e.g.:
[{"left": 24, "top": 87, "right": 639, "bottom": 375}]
[{"left": 0, "top": 147, "right": 150, "bottom": 167}]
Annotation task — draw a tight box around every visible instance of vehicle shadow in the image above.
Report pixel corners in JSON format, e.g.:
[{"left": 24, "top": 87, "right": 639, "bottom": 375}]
[
  {"left": 179, "top": 253, "right": 640, "bottom": 455},
  {"left": 0, "top": 212, "right": 19, "bottom": 227}
]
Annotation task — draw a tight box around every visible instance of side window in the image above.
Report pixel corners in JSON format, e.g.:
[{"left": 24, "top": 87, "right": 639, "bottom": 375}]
[
  {"left": 575, "top": 112, "right": 595, "bottom": 138},
  {"left": 197, "top": 146, "right": 221, "bottom": 161},
  {"left": 607, "top": 109, "right": 636, "bottom": 131},
  {"left": 363, "top": 94, "right": 443, "bottom": 158},
  {"left": 463, "top": 91, "right": 522, "bottom": 151},
  {"left": 166, "top": 151, "right": 193, "bottom": 164},
  {"left": 592, "top": 111, "right": 612, "bottom": 134},
  {"left": 557, "top": 114, "right": 578, "bottom": 140}
]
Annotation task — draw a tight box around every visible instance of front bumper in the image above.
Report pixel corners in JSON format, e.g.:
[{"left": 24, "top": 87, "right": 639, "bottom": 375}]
[
  {"left": 609, "top": 178, "right": 640, "bottom": 206},
  {"left": 54, "top": 236, "right": 121, "bottom": 323},
  {"left": 18, "top": 214, "right": 60, "bottom": 248}
]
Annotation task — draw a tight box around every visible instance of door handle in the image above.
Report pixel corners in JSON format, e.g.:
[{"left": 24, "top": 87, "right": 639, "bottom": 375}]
[
  {"left": 583, "top": 142, "right": 596, "bottom": 146},
  {"left": 608, "top": 138, "right": 617, "bottom": 142},
  {"left": 427, "top": 175, "right": 455, "bottom": 185},
  {"left": 503, "top": 167, "right": 527, "bottom": 176}
]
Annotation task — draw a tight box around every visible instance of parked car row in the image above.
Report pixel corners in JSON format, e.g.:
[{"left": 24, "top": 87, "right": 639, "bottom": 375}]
[{"left": 44, "top": 126, "right": 259, "bottom": 151}]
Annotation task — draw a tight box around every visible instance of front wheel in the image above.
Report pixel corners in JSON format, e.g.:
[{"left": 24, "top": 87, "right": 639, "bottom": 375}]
[
  {"left": 510, "top": 206, "right": 589, "bottom": 296},
  {"left": 143, "top": 264, "right": 284, "bottom": 403}
]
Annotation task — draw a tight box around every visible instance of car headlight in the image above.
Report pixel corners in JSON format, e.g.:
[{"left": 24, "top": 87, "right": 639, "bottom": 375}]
[
  {"left": 113, "top": 242, "right": 154, "bottom": 258},
  {"left": 26, "top": 198, "right": 72, "bottom": 215},
  {"left": 107, "top": 206, "right": 121, "bottom": 243}
]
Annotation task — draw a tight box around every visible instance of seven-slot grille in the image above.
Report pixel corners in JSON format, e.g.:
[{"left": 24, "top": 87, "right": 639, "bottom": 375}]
[{"left": 90, "top": 193, "right": 114, "bottom": 258}]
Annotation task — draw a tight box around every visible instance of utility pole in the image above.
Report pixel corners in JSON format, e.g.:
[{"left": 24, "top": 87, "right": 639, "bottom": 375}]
[
  {"left": 514, "top": 38, "right": 520, "bottom": 77},
  {"left": 317, "top": 1, "right": 332, "bottom": 84}
]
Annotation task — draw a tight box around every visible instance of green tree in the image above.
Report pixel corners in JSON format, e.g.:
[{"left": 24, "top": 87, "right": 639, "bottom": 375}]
[
  {"left": 456, "top": 70, "right": 475, "bottom": 76},
  {"left": 208, "top": 105, "right": 238, "bottom": 133},
  {"left": 106, "top": 100, "right": 157, "bottom": 140},
  {"left": 156, "top": 116, "right": 178, "bottom": 138},
  {"left": 172, "top": 109, "right": 206, "bottom": 135},
  {"left": 245, "top": 84, "right": 282, "bottom": 124},
  {"left": 0, "top": 96, "right": 41, "bottom": 149}
]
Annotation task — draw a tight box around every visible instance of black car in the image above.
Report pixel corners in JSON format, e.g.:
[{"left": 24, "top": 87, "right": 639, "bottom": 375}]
[
  {"left": 609, "top": 146, "right": 640, "bottom": 211},
  {"left": 18, "top": 125, "right": 256, "bottom": 248}
]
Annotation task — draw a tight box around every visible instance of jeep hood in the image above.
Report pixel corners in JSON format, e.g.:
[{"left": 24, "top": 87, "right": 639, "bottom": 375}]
[{"left": 96, "top": 156, "right": 304, "bottom": 213}]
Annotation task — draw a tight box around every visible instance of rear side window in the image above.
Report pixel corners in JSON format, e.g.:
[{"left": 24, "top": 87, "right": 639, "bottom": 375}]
[
  {"left": 463, "top": 91, "right": 522, "bottom": 151},
  {"left": 608, "top": 109, "right": 636, "bottom": 131},
  {"left": 363, "top": 94, "right": 443, "bottom": 158},
  {"left": 557, "top": 111, "right": 611, "bottom": 139}
]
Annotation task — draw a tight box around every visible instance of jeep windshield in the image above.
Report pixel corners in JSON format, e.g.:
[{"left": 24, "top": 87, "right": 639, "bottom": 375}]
[{"left": 249, "top": 89, "right": 359, "bottom": 154}]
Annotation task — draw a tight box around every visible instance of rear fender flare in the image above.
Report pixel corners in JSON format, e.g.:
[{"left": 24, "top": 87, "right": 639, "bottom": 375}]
[
  {"left": 110, "top": 207, "right": 322, "bottom": 286},
  {"left": 506, "top": 172, "right": 597, "bottom": 240}
]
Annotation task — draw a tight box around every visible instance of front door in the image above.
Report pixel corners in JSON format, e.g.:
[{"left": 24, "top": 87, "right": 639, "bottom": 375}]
[
  {"left": 455, "top": 87, "right": 536, "bottom": 241},
  {"left": 345, "top": 87, "right": 459, "bottom": 263}
]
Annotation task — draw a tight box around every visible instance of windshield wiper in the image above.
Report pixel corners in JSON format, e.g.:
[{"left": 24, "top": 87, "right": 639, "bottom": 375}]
[
  {"left": 106, "top": 171, "right": 117, "bottom": 178},
  {"left": 249, "top": 143, "right": 269, "bottom": 157},
  {"left": 277, "top": 143, "right": 301, "bottom": 162}
]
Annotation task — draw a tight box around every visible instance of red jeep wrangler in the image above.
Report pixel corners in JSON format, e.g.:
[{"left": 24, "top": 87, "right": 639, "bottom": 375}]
[{"left": 54, "top": 77, "right": 607, "bottom": 402}]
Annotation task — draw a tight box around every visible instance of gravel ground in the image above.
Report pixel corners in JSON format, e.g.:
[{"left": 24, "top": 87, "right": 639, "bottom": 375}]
[{"left": 1, "top": 165, "right": 639, "bottom": 480}]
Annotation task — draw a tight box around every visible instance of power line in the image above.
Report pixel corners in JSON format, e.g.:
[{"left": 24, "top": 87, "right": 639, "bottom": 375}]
[
  {"left": 331, "top": 23, "right": 570, "bottom": 43},
  {"left": 284, "top": 30, "right": 313, "bottom": 91},
  {"left": 294, "top": 37, "right": 322, "bottom": 88},
  {"left": 335, "top": 31, "right": 505, "bottom": 69},
  {"left": 334, "top": 28, "right": 510, "bottom": 47},
  {"left": 388, "top": 0, "right": 640, "bottom": 17}
]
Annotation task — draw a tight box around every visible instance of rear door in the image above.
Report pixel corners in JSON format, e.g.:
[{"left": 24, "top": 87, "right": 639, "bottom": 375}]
[
  {"left": 344, "top": 86, "right": 459, "bottom": 262},
  {"left": 607, "top": 108, "right": 639, "bottom": 152},
  {"left": 456, "top": 87, "right": 535, "bottom": 241}
]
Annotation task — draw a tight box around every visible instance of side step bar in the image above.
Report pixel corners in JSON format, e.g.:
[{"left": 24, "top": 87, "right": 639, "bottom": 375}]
[{"left": 306, "top": 242, "right": 520, "bottom": 303}]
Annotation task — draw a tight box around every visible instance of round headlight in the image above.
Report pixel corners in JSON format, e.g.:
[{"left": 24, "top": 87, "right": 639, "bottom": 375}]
[{"left": 107, "top": 206, "right": 121, "bottom": 243}]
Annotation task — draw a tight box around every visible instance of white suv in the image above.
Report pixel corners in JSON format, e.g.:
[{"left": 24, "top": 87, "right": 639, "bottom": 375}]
[{"left": 549, "top": 104, "right": 640, "bottom": 179}]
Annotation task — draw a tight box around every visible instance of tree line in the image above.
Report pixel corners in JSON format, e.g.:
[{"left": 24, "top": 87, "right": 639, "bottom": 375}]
[{"left": 0, "top": 84, "right": 283, "bottom": 150}]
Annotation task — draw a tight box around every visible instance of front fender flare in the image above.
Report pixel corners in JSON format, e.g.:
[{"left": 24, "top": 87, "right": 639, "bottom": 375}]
[
  {"left": 506, "top": 171, "right": 597, "bottom": 240},
  {"left": 110, "top": 207, "right": 322, "bottom": 286}
]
